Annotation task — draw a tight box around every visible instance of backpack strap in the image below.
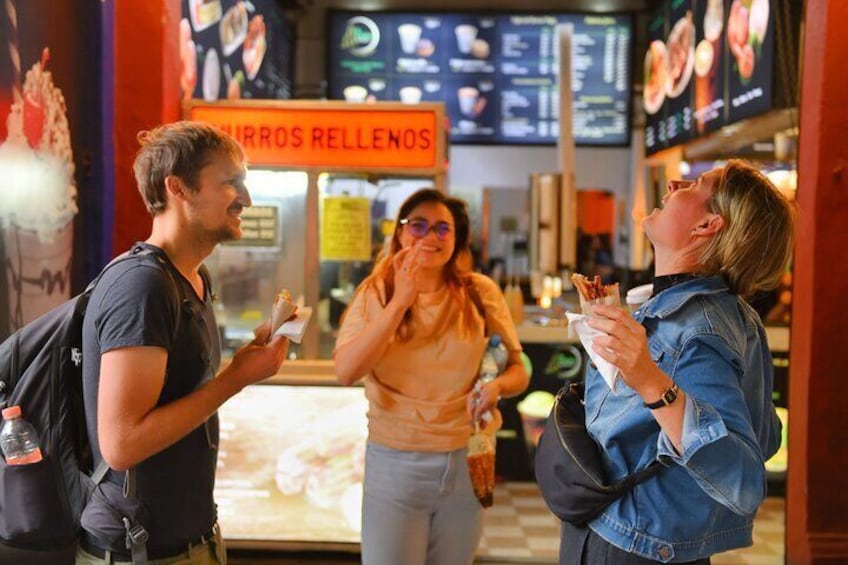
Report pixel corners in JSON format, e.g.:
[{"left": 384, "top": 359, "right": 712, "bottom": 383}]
[{"left": 84, "top": 243, "right": 189, "bottom": 565}]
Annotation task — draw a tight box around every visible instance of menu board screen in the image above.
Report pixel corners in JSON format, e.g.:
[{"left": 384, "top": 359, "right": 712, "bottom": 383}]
[
  {"left": 328, "top": 11, "right": 633, "bottom": 146},
  {"left": 644, "top": 0, "right": 775, "bottom": 155}
]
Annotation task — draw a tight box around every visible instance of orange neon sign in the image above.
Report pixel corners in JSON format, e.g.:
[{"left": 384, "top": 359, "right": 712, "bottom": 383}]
[{"left": 187, "top": 104, "right": 439, "bottom": 169}]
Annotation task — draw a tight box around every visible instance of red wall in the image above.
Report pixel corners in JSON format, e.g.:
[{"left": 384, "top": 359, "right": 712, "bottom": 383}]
[{"left": 111, "top": 0, "right": 182, "bottom": 255}]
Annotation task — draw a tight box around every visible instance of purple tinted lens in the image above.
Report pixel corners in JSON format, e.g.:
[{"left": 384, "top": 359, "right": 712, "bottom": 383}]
[
  {"left": 408, "top": 220, "right": 430, "bottom": 238},
  {"left": 434, "top": 222, "right": 452, "bottom": 239},
  {"left": 406, "top": 219, "right": 453, "bottom": 239}
]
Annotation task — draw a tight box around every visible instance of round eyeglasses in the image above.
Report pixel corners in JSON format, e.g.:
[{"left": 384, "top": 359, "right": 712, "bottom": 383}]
[{"left": 399, "top": 218, "right": 454, "bottom": 240}]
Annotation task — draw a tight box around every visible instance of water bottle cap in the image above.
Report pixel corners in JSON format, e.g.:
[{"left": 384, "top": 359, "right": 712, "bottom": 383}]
[
  {"left": 489, "top": 335, "right": 502, "bottom": 347},
  {"left": 2, "top": 405, "right": 21, "bottom": 419}
]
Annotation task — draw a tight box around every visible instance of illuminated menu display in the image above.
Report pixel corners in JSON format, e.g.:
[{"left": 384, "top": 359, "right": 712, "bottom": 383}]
[
  {"left": 644, "top": 0, "right": 775, "bottom": 155},
  {"left": 328, "top": 11, "right": 633, "bottom": 146}
]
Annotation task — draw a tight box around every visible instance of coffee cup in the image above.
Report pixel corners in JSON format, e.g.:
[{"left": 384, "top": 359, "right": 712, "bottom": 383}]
[
  {"left": 455, "top": 24, "right": 478, "bottom": 54},
  {"left": 458, "top": 86, "right": 479, "bottom": 117},
  {"left": 399, "top": 86, "right": 422, "bottom": 104},
  {"left": 343, "top": 85, "right": 368, "bottom": 103},
  {"left": 398, "top": 24, "right": 422, "bottom": 55}
]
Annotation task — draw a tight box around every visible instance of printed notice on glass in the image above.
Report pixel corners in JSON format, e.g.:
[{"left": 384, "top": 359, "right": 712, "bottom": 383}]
[
  {"left": 225, "top": 205, "right": 280, "bottom": 247},
  {"left": 321, "top": 197, "right": 372, "bottom": 261}
]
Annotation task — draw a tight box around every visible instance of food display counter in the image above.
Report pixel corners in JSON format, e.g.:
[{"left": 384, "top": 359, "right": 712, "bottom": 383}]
[{"left": 215, "top": 383, "right": 366, "bottom": 550}]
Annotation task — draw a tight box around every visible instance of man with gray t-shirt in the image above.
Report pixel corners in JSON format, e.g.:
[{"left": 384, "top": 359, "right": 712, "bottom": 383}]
[{"left": 77, "top": 122, "right": 288, "bottom": 565}]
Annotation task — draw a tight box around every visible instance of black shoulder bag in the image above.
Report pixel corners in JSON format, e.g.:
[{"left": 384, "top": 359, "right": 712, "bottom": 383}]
[{"left": 534, "top": 382, "right": 667, "bottom": 526}]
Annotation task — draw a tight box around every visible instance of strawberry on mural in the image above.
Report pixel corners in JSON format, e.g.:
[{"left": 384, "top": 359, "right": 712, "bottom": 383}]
[{"left": 0, "top": 47, "right": 78, "bottom": 330}]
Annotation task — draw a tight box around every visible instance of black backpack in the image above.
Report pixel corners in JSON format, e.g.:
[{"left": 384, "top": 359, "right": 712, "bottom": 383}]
[{"left": 0, "top": 246, "right": 181, "bottom": 563}]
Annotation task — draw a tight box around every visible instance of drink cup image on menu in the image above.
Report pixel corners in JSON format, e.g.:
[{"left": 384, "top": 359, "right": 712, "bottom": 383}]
[
  {"left": 343, "top": 85, "right": 368, "bottom": 102},
  {"left": 455, "top": 24, "right": 478, "bottom": 54},
  {"left": 399, "top": 86, "right": 422, "bottom": 104},
  {"left": 398, "top": 23, "right": 422, "bottom": 55},
  {"left": 458, "top": 86, "right": 479, "bottom": 117}
]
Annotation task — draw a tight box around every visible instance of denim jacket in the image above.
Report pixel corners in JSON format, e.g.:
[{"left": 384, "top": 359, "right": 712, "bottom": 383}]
[{"left": 583, "top": 276, "right": 781, "bottom": 563}]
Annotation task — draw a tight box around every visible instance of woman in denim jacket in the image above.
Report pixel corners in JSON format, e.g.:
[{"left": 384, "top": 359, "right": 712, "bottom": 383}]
[{"left": 560, "top": 160, "right": 795, "bottom": 564}]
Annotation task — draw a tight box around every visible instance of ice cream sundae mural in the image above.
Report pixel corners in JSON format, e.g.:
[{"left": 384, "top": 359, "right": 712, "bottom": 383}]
[{"left": 0, "top": 1, "right": 78, "bottom": 333}]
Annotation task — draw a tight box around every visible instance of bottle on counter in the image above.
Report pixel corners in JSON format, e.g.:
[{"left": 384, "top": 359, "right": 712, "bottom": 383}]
[{"left": 0, "top": 405, "right": 43, "bottom": 465}]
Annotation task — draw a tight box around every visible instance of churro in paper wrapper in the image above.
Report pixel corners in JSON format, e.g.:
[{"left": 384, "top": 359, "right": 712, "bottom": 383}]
[{"left": 568, "top": 274, "right": 623, "bottom": 391}]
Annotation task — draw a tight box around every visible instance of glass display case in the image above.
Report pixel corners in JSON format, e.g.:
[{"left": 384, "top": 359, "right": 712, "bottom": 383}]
[{"left": 214, "top": 384, "right": 367, "bottom": 548}]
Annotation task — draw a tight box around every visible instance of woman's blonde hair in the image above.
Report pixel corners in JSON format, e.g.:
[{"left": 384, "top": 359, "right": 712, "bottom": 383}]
[
  {"left": 354, "top": 189, "right": 482, "bottom": 341},
  {"left": 699, "top": 160, "right": 796, "bottom": 298}
]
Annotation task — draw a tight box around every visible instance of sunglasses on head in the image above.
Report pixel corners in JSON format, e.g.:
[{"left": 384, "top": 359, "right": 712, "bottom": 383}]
[{"left": 399, "top": 218, "right": 454, "bottom": 240}]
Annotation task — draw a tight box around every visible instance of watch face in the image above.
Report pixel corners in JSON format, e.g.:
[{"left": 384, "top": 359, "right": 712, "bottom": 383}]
[{"left": 645, "top": 384, "right": 679, "bottom": 409}]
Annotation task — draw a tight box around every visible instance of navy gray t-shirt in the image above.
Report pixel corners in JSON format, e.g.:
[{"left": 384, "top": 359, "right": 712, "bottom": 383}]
[{"left": 81, "top": 244, "right": 221, "bottom": 550}]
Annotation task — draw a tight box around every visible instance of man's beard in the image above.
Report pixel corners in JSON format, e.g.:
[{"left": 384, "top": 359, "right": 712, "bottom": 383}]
[{"left": 201, "top": 224, "right": 240, "bottom": 246}]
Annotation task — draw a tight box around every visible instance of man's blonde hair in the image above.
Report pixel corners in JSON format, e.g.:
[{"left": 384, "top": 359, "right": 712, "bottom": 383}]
[
  {"left": 133, "top": 121, "right": 244, "bottom": 215},
  {"left": 699, "top": 160, "right": 796, "bottom": 298}
]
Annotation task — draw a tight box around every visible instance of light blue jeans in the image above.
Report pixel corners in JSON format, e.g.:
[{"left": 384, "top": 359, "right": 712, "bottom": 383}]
[{"left": 362, "top": 442, "right": 483, "bottom": 565}]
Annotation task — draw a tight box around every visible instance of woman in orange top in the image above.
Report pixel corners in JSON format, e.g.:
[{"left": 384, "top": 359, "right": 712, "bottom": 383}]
[{"left": 335, "top": 189, "right": 529, "bottom": 565}]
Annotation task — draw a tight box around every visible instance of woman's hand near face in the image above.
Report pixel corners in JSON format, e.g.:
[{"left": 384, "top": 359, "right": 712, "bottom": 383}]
[
  {"left": 587, "top": 304, "right": 670, "bottom": 399},
  {"left": 392, "top": 243, "right": 422, "bottom": 309}
]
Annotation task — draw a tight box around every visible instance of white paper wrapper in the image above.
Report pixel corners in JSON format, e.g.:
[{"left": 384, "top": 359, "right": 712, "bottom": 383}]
[
  {"left": 566, "top": 312, "right": 620, "bottom": 391},
  {"left": 273, "top": 306, "right": 313, "bottom": 344}
]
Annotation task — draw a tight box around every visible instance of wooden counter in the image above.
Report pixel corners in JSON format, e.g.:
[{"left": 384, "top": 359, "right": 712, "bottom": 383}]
[
  {"left": 242, "top": 325, "right": 790, "bottom": 385},
  {"left": 515, "top": 321, "right": 790, "bottom": 353}
]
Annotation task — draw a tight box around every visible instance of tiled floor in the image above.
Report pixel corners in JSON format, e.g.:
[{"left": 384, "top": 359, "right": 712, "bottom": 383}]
[
  {"left": 229, "top": 481, "right": 785, "bottom": 564},
  {"left": 476, "top": 482, "right": 785, "bottom": 564}
]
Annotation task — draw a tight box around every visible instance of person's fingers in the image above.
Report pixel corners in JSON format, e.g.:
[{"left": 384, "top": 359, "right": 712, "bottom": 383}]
[
  {"left": 392, "top": 247, "right": 411, "bottom": 270},
  {"left": 591, "top": 304, "right": 627, "bottom": 320},
  {"left": 592, "top": 341, "right": 619, "bottom": 365},
  {"left": 253, "top": 321, "right": 272, "bottom": 344}
]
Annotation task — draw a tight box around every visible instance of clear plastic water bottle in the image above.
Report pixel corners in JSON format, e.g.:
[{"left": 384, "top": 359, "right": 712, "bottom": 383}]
[
  {"left": 488, "top": 335, "right": 509, "bottom": 375},
  {"left": 475, "top": 347, "right": 499, "bottom": 427},
  {"left": 0, "top": 405, "right": 43, "bottom": 465},
  {"left": 479, "top": 347, "right": 499, "bottom": 384}
]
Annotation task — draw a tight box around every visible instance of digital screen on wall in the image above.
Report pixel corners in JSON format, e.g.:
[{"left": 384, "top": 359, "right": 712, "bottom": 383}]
[
  {"left": 181, "top": 0, "right": 295, "bottom": 101},
  {"left": 327, "top": 11, "right": 633, "bottom": 146},
  {"left": 644, "top": 0, "right": 774, "bottom": 155}
]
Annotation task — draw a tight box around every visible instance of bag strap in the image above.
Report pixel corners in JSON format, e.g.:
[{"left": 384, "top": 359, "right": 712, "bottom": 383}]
[{"left": 562, "top": 381, "right": 668, "bottom": 492}]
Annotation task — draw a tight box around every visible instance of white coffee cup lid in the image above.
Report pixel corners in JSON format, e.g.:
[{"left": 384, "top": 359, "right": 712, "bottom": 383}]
[{"left": 626, "top": 283, "right": 654, "bottom": 304}]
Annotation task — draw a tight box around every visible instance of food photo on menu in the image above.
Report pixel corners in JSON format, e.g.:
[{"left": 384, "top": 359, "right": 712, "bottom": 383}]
[
  {"left": 181, "top": 0, "right": 290, "bottom": 101},
  {"left": 693, "top": 0, "right": 725, "bottom": 133},
  {"left": 727, "top": 0, "right": 773, "bottom": 122},
  {"left": 189, "top": 0, "right": 223, "bottom": 32},
  {"left": 446, "top": 16, "right": 497, "bottom": 74},
  {"left": 395, "top": 16, "right": 442, "bottom": 74},
  {"left": 447, "top": 78, "right": 497, "bottom": 140},
  {"left": 395, "top": 79, "right": 443, "bottom": 105},
  {"left": 643, "top": 38, "right": 668, "bottom": 118},
  {"left": 665, "top": 10, "right": 694, "bottom": 100}
]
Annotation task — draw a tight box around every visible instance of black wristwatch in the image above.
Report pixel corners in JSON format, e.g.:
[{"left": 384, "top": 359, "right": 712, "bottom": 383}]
[{"left": 643, "top": 383, "right": 680, "bottom": 410}]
